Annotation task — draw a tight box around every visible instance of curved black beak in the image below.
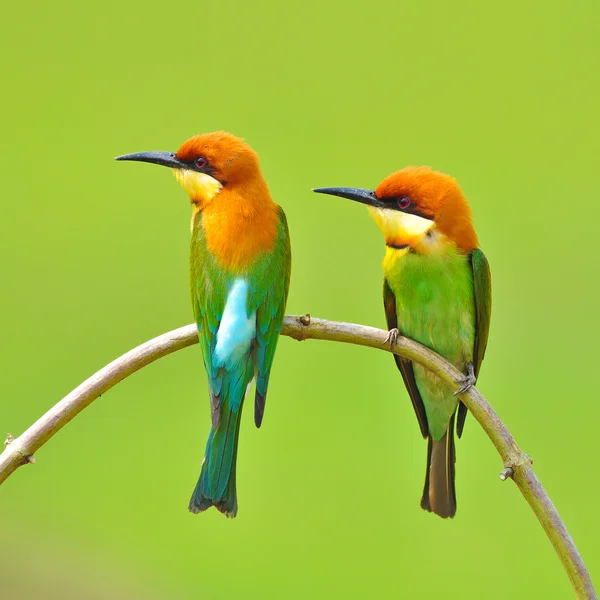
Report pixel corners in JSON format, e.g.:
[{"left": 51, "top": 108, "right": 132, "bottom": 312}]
[
  {"left": 115, "top": 151, "right": 187, "bottom": 169},
  {"left": 312, "top": 186, "right": 384, "bottom": 208}
]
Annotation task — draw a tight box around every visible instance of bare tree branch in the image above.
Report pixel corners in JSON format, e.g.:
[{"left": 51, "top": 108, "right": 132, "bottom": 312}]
[{"left": 0, "top": 315, "right": 595, "bottom": 598}]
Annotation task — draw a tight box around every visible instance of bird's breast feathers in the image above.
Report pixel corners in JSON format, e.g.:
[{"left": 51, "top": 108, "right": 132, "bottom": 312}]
[
  {"left": 200, "top": 200, "right": 281, "bottom": 271},
  {"left": 386, "top": 249, "right": 475, "bottom": 364},
  {"left": 214, "top": 278, "right": 256, "bottom": 367}
]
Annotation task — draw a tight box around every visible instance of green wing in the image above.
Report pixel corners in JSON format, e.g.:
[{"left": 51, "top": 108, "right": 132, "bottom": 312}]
[
  {"left": 384, "top": 278, "right": 429, "bottom": 438},
  {"left": 249, "top": 208, "right": 291, "bottom": 428},
  {"left": 457, "top": 248, "right": 492, "bottom": 437},
  {"left": 190, "top": 228, "right": 228, "bottom": 428},
  {"left": 470, "top": 248, "right": 492, "bottom": 377}
]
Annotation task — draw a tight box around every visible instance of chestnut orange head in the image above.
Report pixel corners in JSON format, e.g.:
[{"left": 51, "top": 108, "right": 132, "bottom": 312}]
[
  {"left": 116, "top": 131, "right": 264, "bottom": 209},
  {"left": 314, "top": 166, "right": 479, "bottom": 252}
]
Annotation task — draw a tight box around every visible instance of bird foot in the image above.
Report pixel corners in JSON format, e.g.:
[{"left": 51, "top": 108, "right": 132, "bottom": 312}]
[
  {"left": 384, "top": 328, "right": 399, "bottom": 349},
  {"left": 454, "top": 362, "right": 476, "bottom": 396}
]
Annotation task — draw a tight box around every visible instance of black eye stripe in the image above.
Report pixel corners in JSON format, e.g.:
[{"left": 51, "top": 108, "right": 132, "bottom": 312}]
[
  {"left": 189, "top": 156, "right": 215, "bottom": 177},
  {"left": 380, "top": 195, "right": 432, "bottom": 220},
  {"left": 186, "top": 157, "right": 225, "bottom": 184}
]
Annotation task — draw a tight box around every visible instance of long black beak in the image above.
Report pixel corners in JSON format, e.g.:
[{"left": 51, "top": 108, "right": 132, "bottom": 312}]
[
  {"left": 115, "top": 151, "right": 187, "bottom": 169},
  {"left": 312, "top": 186, "right": 384, "bottom": 208}
]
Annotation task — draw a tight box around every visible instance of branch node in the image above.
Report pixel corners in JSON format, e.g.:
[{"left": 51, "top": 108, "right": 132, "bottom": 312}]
[
  {"left": 500, "top": 452, "right": 533, "bottom": 481},
  {"left": 4, "top": 433, "right": 14, "bottom": 447},
  {"left": 25, "top": 455, "right": 36, "bottom": 464},
  {"left": 298, "top": 313, "right": 311, "bottom": 326}
]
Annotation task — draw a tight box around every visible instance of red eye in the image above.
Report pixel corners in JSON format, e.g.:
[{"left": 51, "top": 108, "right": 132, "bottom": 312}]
[
  {"left": 195, "top": 157, "right": 207, "bottom": 169},
  {"left": 398, "top": 196, "right": 411, "bottom": 209}
]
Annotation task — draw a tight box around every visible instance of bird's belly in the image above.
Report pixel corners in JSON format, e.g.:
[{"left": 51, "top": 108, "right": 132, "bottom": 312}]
[
  {"left": 389, "top": 253, "right": 475, "bottom": 440},
  {"left": 215, "top": 278, "right": 256, "bottom": 367}
]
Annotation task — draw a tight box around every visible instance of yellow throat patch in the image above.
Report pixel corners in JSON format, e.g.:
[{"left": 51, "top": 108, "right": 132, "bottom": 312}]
[
  {"left": 368, "top": 207, "right": 434, "bottom": 240},
  {"left": 173, "top": 169, "right": 223, "bottom": 208}
]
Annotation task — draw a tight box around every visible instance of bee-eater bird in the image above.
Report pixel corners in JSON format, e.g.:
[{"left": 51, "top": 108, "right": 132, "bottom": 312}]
[
  {"left": 116, "top": 132, "right": 291, "bottom": 517},
  {"left": 314, "top": 167, "right": 491, "bottom": 518}
]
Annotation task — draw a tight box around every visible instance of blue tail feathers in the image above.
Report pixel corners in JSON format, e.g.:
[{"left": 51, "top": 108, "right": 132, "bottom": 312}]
[{"left": 188, "top": 401, "right": 243, "bottom": 518}]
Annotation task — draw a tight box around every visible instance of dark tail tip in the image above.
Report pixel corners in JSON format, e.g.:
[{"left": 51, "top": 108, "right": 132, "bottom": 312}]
[
  {"left": 420, "top": 489, "right": 456, "bottom": 519},
  {"left": 189, "top": 481, "right": 238, "bottom": 518},
  {"left": 254, "top": 391, "right": 266, "bottom": 428},
  {"left": 421, "top": 417, "right": 457, "bottom": 518}
]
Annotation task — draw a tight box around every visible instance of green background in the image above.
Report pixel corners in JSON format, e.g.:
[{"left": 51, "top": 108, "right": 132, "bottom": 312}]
[{"left": 1, "top": 1, "right": 599, "bottom": 598}]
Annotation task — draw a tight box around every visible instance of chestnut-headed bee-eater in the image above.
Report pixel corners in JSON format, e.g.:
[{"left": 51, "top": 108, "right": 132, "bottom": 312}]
[
  {"left": 117, "top": 132, "right": 291, "bottom": 517},
  {"left": 314, "top": 167, "right": 491, "bottom": 518}
]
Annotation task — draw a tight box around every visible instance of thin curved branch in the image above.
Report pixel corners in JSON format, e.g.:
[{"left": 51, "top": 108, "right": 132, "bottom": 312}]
[{"left": 0, "top": 315, "right": 595, "bottom": 599}]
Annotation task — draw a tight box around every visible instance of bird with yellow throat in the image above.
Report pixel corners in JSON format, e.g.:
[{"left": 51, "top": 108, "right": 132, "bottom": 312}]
[
  {"left": 117, "top": 132, "right": 291, "bottom": 517},
  {"left": 315, "top": 167, "right": 491, "bottom": 518}
]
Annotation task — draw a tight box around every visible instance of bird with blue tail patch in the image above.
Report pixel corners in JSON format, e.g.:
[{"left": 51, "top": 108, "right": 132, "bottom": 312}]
[{"left": 117, "top": 132, "right": 291, "bottom": 517}]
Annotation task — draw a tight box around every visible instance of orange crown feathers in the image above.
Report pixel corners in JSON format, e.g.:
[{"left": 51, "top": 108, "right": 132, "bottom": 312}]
[
  {"left": 376, "top": 166, "right": 479, "bottom": 251},
  {"left": 176, "top": 131, "right": 261, "bottom": 185}
]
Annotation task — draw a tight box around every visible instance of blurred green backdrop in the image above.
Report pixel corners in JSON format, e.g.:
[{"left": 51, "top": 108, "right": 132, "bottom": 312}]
[{"left": 1, "top": 0, "right": 599, "bottom": 598}]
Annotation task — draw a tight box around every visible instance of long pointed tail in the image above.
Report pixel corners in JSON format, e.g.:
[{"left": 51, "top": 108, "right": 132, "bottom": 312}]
[
  {"left": 188, "top": 401, "right": 243, "bottom": 518},
  {"left": 420, "top": 414, "right": 456, "bottom": 518}
]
